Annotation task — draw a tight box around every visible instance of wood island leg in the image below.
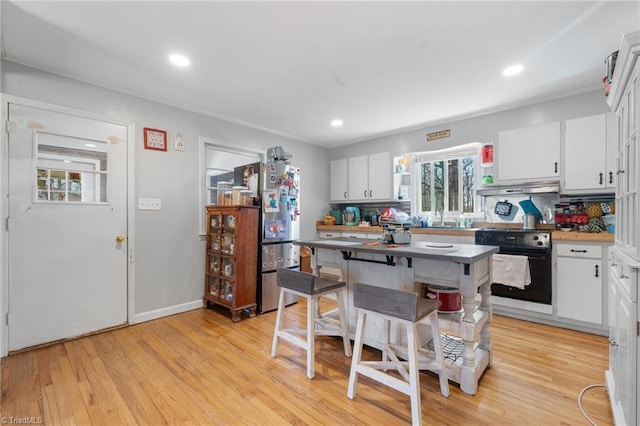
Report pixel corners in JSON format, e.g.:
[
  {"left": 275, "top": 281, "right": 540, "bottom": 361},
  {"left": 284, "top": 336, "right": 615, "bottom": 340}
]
[
  {"left": 479, "top": 280, "right": 492, "bottom": 354},
  {"left": 459, "top": 265, "right": 478, "bottom": 395}
]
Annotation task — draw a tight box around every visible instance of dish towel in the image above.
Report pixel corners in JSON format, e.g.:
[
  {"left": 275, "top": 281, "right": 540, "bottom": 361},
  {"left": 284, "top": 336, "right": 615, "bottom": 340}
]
[{"left": 492, "top": 254, "right": 531, "bottom": 290}]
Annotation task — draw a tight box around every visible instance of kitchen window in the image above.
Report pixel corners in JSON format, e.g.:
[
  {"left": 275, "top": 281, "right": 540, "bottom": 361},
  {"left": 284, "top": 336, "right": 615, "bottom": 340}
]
[{"left": 413, "top": 143, "right": 480, "bottom": 216}]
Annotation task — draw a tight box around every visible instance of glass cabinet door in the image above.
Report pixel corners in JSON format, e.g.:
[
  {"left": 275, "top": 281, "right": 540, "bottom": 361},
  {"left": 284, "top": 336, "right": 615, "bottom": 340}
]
[{"left": 208, "top": 276, "right": 220, "bottom": 298}]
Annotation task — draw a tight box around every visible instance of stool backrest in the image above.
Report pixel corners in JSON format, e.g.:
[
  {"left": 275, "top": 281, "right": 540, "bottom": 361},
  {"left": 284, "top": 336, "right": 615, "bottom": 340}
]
[
  {"left": 353, "top": 283, "right": 421, "bottom": 321},
  {"left": 276, "top": 268, "right": 315, "bottom": 294}
]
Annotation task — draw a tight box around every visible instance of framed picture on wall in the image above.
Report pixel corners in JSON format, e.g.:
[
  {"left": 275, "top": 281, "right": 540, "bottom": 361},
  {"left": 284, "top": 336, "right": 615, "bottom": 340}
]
[{"left": 143, "top": 127, "right": 167, "bottom": 151}]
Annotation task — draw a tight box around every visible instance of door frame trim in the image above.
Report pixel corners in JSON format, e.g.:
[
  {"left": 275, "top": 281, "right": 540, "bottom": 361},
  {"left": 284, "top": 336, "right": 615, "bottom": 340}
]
[{"left": 0, "top": 94, "right": 136, "bottom": 357}]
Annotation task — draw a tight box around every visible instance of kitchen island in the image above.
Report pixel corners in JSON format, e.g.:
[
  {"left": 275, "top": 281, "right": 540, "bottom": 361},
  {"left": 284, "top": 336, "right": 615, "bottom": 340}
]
[{"left": 295, "top": 237, "right": 499, "bottom": 395}]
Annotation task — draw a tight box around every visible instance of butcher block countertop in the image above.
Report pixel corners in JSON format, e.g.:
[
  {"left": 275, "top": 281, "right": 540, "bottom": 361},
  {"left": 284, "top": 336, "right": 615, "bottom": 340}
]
[{"left": 551, "top": 230, "right": 614, "bottom": 243}]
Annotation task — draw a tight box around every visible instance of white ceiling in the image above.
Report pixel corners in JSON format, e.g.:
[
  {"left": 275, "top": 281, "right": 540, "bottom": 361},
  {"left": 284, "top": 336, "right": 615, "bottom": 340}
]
[{"left": 2, "top": 1, "right": 639, "bottom": 148}]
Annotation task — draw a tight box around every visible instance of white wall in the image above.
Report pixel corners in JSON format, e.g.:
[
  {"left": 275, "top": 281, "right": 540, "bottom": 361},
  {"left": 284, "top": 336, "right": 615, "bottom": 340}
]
[{"left": 1, "top": 60, "right": 330, "bottom": 324}]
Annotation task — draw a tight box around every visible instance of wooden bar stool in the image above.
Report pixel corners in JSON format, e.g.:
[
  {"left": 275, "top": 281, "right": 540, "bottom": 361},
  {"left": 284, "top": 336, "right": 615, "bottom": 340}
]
[
  {"left": 347, "top": 283, "right": 449, "bottom": 426},
  {"left": 271, "top": 268, "right": 352, "bottom": 379}
]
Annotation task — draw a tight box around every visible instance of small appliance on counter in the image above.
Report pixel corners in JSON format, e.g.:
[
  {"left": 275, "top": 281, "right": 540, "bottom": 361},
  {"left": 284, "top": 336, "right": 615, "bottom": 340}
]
[
  {"left": 329, "top": 209, "right": 343, "bottom": 225},
  {"left": 343, "top": 206, "right": 361, "bottom": 226},
  {"left": 382, "top": 226, "right": 411, "bottom": 244}
]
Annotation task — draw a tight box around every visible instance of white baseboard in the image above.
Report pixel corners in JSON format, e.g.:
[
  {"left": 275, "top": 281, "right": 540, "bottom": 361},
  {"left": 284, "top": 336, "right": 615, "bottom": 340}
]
[{"left": 132, "top": 300, "right": 202, "bottom": 324}]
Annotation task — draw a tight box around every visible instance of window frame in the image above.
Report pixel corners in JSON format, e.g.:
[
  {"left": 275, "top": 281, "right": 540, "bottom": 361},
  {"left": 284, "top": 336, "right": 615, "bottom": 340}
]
[
  {"left": 33, "top": 129, "right": 110, "bottom": 205},
  {"left": 411, "top": 143, "right": 481, "bottom": 218},
  {"left": 198, "top": 136, "right": 263, "bottom": 235}
]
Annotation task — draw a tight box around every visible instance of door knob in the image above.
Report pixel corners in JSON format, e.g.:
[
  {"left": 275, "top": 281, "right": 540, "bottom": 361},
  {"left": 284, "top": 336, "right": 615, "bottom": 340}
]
[{"left": 116, "top": 235, "right": 126, "bottom": 243}]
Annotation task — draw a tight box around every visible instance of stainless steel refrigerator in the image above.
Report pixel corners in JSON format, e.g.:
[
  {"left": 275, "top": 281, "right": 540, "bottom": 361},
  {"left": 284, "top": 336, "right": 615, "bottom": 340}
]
[{"left": 235, "top": 161, "right": 300, "bottom": 313}]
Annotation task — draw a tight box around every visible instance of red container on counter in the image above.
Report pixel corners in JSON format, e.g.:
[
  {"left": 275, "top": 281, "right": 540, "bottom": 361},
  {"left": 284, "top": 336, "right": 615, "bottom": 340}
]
[{"left": 427, "top": 285, "right": 462, "bottom": 313}]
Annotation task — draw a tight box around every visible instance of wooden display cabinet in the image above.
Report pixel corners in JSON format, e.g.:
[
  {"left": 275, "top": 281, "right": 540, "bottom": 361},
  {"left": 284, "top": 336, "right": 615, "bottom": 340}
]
[{"left": 204, "top": 205, "right": 259, "bottom": 322}]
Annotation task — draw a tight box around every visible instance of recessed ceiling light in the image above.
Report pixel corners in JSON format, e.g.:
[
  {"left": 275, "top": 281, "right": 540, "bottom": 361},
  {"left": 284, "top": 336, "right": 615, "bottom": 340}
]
[
  {"left": 63, "top": 160, "right": 72, "bottom": 163},
  {"left": 503, "top": 64, "right": 524, "bottom": 77},
  {"left": 85, "top": 143, "right": 96, "bottom": 148},
  {"left": 169, "top": 54, "right": 190, "bottom": 67},
  {"left": 331, "top": 119, "right": 343, "bottom": 128}
]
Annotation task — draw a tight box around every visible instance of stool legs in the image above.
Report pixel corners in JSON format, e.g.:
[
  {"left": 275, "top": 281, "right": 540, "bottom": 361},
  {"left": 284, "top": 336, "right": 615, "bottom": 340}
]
[
  {"left": 347, "top": 309, "right": 450, "bottom": 426},
  {"left": 336, "top": 288, "right": 352, "bottom": 357},
  {"left": 347, "top": 310, "right": 366, "bottom": 399},
  {"left": 270, "top": 287, "right": 287, "bottom": 358},
  {"left": 306, "top": 296, "right": 315, "bottom": 379},
  {"left": 406, "top": 323, "right": 421, "bottom": 426},
  {"left": 429, "top": 314, "right": 450, "bottom": 397},
  {"left": 272, "top": 286, "right": 351, "bottom": 380}
]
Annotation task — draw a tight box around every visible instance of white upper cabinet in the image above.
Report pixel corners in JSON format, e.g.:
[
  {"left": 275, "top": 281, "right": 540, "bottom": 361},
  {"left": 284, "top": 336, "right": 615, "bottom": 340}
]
[
  {"left": 348, "top": 155, "right": 369, "bottom": 201},
  {"left": 497, "top": 122, "right": 561, "bottom": 183},
  {"left": 331, "top": 152, "right": 392, "bottom": 203},
  {"left": 330, "top": 158, "right": 349, "bottom": 202},
  {"left": 367, "top": 152, "right": 393, "bottom": 201},
  {"left": 563, "top": 113, "right": 616, "bottom": 193}
]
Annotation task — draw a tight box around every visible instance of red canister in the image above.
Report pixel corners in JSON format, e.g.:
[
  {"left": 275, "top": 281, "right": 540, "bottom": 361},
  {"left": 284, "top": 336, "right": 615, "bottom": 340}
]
[
  {"left": 480, "top": 143, "right": 494, "bottom": 166},
  {"left": 427, "top": 285, "right": 462, "bottom": 312}
]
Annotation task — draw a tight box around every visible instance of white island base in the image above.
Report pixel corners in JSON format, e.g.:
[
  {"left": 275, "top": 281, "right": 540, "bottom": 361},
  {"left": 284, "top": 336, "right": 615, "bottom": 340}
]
[{"left": 303, "top": 239, "right": 495, "bottom": 395}]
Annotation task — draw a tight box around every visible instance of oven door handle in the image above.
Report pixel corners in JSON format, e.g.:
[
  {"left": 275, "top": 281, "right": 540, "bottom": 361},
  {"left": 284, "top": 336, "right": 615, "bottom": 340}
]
[
  {"left": 499, "top": 253, "right": 549, "bottom": 261},
  {"left": 526, "top": 255, "right": 550, "bottom": 261}
]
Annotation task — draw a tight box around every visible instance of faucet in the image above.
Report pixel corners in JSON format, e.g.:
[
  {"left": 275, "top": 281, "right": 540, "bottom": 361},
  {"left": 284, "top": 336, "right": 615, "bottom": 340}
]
[{"left": 437, "top": 209, "right": 445, "bottom": 226}]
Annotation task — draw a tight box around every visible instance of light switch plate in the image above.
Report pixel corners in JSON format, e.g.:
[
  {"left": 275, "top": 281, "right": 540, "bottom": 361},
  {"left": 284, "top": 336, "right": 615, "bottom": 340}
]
[{"left": 138, "top": 197, "right": 162, "bottom": 210}]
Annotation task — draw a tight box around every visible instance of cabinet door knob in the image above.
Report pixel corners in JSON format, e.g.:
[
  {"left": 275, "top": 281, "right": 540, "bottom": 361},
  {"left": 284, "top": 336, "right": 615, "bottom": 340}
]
[
  {"left": 599, "top": 172, "right": 603, "bottom": 185},
  {"left": 116, "top": 235, "right": 126, "bottom": 243},
  {"left": 594, "top": 264, "right": 599, "bottom": 278},
  {"left": 554, "top": 162, "right": 558, "bottom": 173},
  {"left": 609, "top": 171, "right": 614, "bottom": 184},
  {"left": 344, "top": 191, "right": 347, "bottom": 199}
]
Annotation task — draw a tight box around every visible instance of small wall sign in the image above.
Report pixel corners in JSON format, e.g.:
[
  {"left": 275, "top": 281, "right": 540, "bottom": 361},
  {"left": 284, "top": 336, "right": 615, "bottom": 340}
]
[
  {"left": 426, "top": 129, "right": 450, "bottom": 141},
  {"left": 143, "top": 127, "right": 167, "bottom": 151}
]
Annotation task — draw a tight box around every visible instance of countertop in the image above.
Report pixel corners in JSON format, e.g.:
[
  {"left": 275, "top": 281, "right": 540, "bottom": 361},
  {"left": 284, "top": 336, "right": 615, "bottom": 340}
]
[
  {"left": 551, "top": 230, "right": 614, "bottom": 243},
  {"left": 295, "top": 237, "right": 499, "bottom": 264},
  {"left": 317, "top": 223, "right": 614, "bottom": 242}
]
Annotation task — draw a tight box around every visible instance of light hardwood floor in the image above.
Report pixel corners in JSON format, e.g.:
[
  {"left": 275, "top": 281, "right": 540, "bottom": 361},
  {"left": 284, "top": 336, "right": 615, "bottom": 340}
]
[{"left": 2, "top": 301, "right": 613, "bottom": 425}]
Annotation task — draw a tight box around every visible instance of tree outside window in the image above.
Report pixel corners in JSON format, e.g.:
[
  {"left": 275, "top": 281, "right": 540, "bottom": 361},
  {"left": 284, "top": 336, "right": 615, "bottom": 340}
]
[{"left": 419, "top": 156, "right": 475, "bottom": 215}]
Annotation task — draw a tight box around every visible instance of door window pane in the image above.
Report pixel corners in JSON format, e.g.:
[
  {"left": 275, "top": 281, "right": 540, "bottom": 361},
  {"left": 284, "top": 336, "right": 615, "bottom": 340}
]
[{"left": 35, "top": 131, "right": 109, "bottom": 203}]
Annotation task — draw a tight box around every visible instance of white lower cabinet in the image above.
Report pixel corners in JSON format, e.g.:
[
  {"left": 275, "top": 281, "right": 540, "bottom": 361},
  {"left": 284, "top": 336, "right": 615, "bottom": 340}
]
[
  {"left": 318, "top": 230, "right": 341, "bottom": 239},
  {"left": 555, "top": 242, "right": 605, "bottom": 325},
  {"left": 606, "top": 247, "right": 638, "bottom": 426},
  {"left": 554, "top": 242, "right": 606, "bottom": 326}
]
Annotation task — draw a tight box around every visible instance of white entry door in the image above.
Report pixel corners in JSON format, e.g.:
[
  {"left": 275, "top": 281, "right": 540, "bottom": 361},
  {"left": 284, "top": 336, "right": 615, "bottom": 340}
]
[{"left": 7, "top": 102, "right": 129, "bottom": 351}]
